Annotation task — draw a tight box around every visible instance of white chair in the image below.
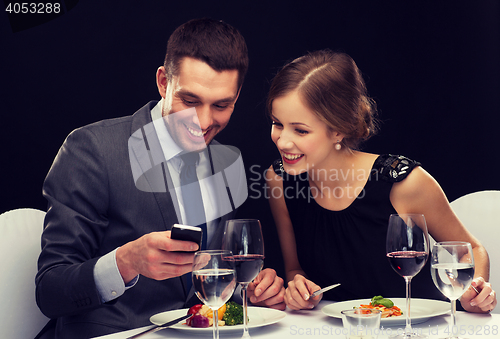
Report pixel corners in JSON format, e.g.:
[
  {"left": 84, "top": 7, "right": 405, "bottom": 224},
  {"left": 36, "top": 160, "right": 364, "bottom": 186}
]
[
  {"left": 450, "top": 190, "right": 500, "bottom": 314},
  {"left": 0, "top": 208, "right": 50, "bottom": 338}
]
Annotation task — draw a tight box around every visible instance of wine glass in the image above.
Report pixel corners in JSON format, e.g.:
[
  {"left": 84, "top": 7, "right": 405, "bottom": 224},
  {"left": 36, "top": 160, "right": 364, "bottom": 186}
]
[
  {"left": 222, "top": 219, "right": 265, "bottom": 338},
  {"left": 431, "top": 242, "right": 475, "bottom": 339},
  {"left": 192, "top": 250, "right": 237, "bottom": 339},
  {"left": 386, "top": 214, "right": 429, "bottom": 338}
]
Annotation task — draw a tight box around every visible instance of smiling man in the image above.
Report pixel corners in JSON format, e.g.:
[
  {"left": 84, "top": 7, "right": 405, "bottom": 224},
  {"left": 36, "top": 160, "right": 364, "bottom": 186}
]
[
  {"left": 35, "top": 18, "right": 285, "bottom": 339},
  {"left": 159, "top": 57, "right": 240, "bottom": 152}
]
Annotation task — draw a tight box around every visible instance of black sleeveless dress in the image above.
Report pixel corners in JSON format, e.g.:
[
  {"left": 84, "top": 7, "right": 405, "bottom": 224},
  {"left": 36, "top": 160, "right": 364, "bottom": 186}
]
[{"left": 273, "top": 154, "right": 445, "bottom": 302}]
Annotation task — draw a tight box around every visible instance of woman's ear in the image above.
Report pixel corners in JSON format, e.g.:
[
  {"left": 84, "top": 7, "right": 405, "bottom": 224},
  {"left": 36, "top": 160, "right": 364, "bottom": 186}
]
[{"left": 330, "top": 130, "right": 344, "bottom": 142}]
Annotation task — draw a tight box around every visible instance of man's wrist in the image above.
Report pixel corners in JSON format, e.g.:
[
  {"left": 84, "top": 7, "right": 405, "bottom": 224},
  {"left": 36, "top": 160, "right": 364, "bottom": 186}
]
[{"left": 116, "top": 243, "right": 139, "bottom": 283}]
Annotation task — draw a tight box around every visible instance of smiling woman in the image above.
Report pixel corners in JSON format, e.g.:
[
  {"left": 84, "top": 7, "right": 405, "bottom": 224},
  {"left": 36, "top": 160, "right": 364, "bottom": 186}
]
[
  {"left": 264, "top": 49, "right": 497, "bottom": 314},
  {"left": 271, "top": 90, "right": 338, "bottom": 173}
]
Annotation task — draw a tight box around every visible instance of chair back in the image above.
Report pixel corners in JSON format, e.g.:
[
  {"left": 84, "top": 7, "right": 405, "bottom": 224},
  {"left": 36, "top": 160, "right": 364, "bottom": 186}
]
[
  {"left": 450, "top": 190, "right": 500, "bottom": 314},
  {"left": 0, "top": 208, "right": 50, "bottom": 338}
]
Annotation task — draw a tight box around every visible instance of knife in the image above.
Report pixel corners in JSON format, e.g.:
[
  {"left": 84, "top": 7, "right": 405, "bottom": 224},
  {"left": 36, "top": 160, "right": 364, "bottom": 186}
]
[
  {"left": 126, "top": 313, "right": 192, "bottom": 339},
  {"left": 311, "top": 283, "right": 341, "bottom": 298}
]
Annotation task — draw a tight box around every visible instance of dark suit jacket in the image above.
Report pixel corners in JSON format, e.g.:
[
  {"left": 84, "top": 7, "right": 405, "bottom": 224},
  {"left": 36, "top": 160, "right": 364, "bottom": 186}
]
[{"left": 35, "top": 101, "right": 239, "bottom": 338}]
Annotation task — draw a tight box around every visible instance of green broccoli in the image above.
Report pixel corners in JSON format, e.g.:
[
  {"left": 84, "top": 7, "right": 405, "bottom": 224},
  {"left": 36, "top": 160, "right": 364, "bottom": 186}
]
[{"left": 222, "top": 301, "right": 244, "bottom": 326}]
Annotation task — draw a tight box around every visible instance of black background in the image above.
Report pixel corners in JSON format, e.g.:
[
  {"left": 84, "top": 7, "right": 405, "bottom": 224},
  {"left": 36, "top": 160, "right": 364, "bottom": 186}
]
[{"left": 2, "top": 0, "right": 499, "bottom": 275}]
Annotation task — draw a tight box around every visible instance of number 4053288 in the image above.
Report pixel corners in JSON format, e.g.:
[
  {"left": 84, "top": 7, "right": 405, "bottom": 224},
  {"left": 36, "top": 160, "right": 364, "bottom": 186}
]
[
  {"left": 5, "top": 2, "right": 61, "bottom": 14},
  {"left": 444, "top": 325, "right": 498, "bottom": 336}
]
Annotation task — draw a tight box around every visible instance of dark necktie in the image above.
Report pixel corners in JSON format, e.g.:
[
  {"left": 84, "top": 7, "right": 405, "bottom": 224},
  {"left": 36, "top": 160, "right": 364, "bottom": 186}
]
[
  {"left": 179, "top": 152, "right": 207, "bottom": 249},
  {"left": 179, "top": 152, "right": 207, "bottom": 295}
]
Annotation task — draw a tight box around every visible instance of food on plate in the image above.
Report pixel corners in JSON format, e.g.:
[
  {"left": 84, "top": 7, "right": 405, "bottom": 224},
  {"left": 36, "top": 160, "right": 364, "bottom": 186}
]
[
  {"left": 371, "top": 295, "right": 394, "bottom": 308},
  {"left": 186, "top": 304, "right": 223, "bottom": 327},
  {"left": 357, "top": 296, "right": 402, "bottom": 318},
  {"left": 222, "top": 301, "right": 244, "bottom": 326},
  {"left": 186, "top": 301, "right": 244, "bottom": 327},
  {"left": 187, "top": 314, "right": 210, "bottom": 328},
  {"left": 187, "top": 304, "right": 203, "bottom": 315},
  {"left": 206, "top": 303, "right": 227, "bottom": 321}
]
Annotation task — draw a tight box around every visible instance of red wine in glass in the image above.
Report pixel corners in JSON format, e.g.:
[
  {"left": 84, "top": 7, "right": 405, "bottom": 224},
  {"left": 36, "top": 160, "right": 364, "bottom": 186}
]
[
  {"left": 233, "top": 254, "right": 265, "bottom": 284},
  {"left": 386, "top": 214, "right": 429, "bottom": 339},
  {"left": 222, "top": 219, "right": 264, "bottom": 338},
  {"left": 387, "top": 251, "right": 428, "bottom": 277}
]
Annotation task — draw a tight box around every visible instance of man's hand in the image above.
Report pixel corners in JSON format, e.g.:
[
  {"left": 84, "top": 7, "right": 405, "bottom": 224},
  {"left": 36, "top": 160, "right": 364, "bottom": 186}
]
[
  {"left": 116, "top": 231, "right": 199, "bottom": 283},
  {"left": 460, "top": 277, "right": 497, "bottom": 313},
  {"left": 284, "top": 274, "right": 322, "bottom": 310},
  {"left": 247, "top": 268, "right": 285, "bottom": 310}
]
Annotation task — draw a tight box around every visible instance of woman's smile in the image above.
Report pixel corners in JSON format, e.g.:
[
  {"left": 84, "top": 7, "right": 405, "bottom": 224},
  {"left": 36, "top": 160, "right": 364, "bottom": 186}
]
[{"left": 282, "top": 152, "right": 304, "bottom": 164}]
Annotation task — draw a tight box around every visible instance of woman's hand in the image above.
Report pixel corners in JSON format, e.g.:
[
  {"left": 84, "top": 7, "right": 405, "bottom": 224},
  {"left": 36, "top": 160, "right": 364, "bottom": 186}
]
[
  {"left": 460, "top": 277, "right": 497, "bottom": 313},
  {"left": 284, "top": 274, "right": 322, "bottom": 310}
]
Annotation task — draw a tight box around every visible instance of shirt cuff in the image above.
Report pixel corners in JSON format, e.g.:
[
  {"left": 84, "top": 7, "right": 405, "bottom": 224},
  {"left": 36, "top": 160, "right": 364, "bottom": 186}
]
[{"left": 94, "top": 248, "right": 139, "bottom": 303}]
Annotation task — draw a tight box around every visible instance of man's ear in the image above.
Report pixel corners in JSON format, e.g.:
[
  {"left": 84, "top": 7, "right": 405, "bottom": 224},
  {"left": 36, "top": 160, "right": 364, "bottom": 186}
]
[
  {"left": 156, "top": 66, "right": 167, "bottom": 98},
  {"left": 234, "top": 86, "right": 242, "bottom": 103}
]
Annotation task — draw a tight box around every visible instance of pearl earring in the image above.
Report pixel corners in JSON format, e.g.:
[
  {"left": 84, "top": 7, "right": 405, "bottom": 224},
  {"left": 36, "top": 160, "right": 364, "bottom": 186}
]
[{"left": 335, "top": 141, "right": 342, "bottom": 151}]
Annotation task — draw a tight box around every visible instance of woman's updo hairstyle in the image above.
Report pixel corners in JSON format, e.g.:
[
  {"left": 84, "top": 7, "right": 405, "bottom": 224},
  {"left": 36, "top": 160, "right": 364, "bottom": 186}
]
[{"left": 267, "top": 50, "right": 378, "bottom": 150}]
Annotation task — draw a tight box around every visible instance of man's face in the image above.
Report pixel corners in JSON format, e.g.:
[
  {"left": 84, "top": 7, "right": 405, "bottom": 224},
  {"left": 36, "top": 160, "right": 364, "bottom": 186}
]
[{"left": 158, "top": 57, "right": 240, "bottom": 152}]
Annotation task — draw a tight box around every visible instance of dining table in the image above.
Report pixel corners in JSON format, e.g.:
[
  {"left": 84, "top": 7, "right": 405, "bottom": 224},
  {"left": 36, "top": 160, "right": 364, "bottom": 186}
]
[{"left": 93, "top": 300, "right": 499, "bottom": 339}]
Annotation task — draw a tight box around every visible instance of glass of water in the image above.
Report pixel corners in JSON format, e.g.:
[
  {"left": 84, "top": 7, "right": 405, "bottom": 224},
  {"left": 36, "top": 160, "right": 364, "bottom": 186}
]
[
  {"left": 341, "top": 308, "right": 381, "bottom": 339},
  {"left": 192, "top": 250, "right": 236, "bottom": 339},
  {"left": 431, "top": 241, "right": 475, "bottom": 339}
]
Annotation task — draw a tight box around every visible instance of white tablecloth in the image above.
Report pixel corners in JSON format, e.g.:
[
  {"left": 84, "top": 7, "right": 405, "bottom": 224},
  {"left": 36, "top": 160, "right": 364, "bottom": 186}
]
[{"left": 93, "top": 301, "right": 499, "bottom": 339}]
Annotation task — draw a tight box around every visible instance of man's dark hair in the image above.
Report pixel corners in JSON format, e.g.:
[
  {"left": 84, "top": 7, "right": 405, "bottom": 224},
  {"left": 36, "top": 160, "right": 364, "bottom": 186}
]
[{"left": 164, "top": 18, "right": 249, "bottom": 90}]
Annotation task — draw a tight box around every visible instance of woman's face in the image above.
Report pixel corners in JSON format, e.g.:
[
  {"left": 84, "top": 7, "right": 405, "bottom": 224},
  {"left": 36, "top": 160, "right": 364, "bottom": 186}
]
[{"left": 270, "top": 90, "right": 339, "bottom": 175}]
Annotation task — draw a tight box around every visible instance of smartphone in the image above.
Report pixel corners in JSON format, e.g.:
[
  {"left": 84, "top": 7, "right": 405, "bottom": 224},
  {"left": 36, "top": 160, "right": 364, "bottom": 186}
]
[{"left": 170, "top": 224, "right": 203, "bottom": 251}]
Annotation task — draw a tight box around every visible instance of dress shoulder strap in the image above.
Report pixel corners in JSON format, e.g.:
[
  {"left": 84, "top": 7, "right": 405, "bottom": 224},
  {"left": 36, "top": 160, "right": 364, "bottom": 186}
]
[{"left": 373, "top": 154, "right": 421, "bottom": 182}]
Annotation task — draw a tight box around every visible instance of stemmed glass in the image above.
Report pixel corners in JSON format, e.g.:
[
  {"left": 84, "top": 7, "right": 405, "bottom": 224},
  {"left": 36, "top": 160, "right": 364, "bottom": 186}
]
[
  {"left": 222, "top": 219, "right": 265, "bottom": 338},
  {"left": 386, "top": 214, "right": 429, "bottom": 338},
  {"left": 192, "top": 250, "right": 237, "bottom": 339},
  {"left": 431, "top": 242, "right": 475, "bottom": 339}
]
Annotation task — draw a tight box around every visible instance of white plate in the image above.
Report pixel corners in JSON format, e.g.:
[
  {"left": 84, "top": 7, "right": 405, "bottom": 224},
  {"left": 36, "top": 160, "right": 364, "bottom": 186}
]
[
  {"left": 150, "top": 306, "right": 286, "bottom": 332},
  {"left": 322, "top": 298, "right": 450, "bottom": 326}
]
